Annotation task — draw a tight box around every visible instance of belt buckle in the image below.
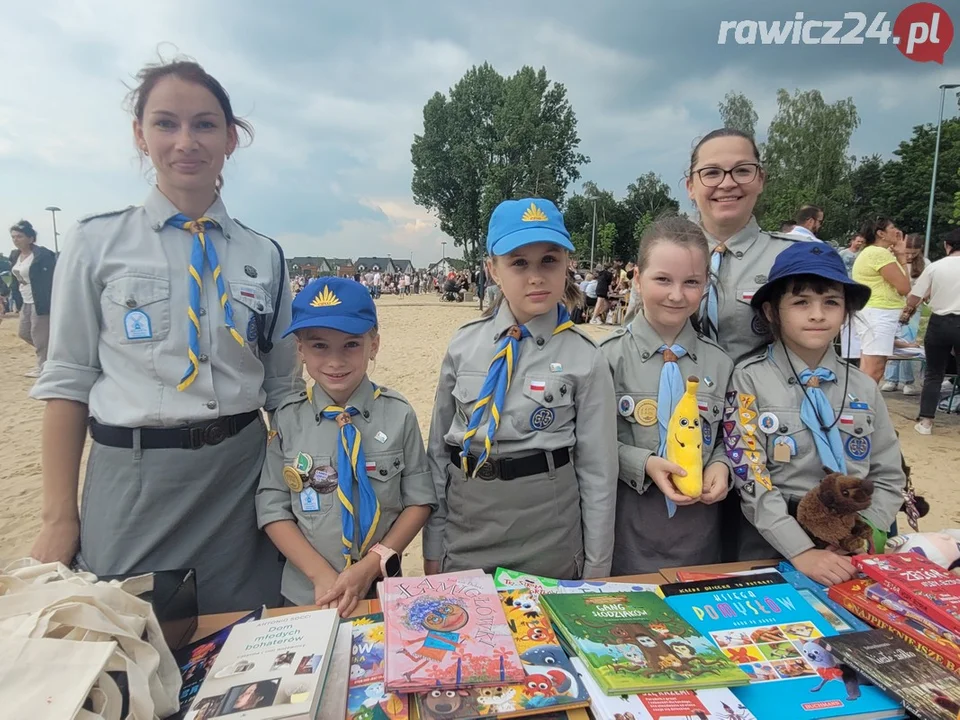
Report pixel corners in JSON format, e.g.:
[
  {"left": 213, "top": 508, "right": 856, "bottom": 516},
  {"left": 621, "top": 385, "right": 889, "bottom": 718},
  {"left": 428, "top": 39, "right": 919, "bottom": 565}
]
[
  {"left": 204, "top": 421, "right": 227, "bottom": 446},
  {"left": 476, "top": 460, "right": 498, "bottom": 481},
  {"left": 188, "top": 427, "right": 206, "bottom": 450}
]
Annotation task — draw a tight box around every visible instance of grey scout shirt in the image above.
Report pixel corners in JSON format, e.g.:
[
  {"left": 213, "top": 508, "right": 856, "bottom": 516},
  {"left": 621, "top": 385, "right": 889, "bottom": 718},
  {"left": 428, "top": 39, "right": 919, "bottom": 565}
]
[
  {"left": 600, "top": 315, "right": 735, "bottom": 494},
  {"left": 256, "top": 379, "right": 436, "bottom": 604},
  {"left": 423, "top": 305, "right": 618, "bottom": 578},
  {"left": 727, "top": 343, "right": 905, "bottom": 559},
  {"left": 706, "top": 217, "right": 797, "bottom": 365},
  {"left": 31, "top": 188, "right": 304, "bottom": 425}
]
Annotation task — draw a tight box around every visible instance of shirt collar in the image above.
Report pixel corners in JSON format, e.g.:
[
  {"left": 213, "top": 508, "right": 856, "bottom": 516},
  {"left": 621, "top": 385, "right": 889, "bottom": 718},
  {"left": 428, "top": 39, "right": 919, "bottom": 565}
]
[
  {"left": 144, "top": 186, "right": 234, "bottom": 237},
  {"left": 492, "top": 303, "right": 563, "bottom": 347},
  {"left": 308, "top": 377, "right": 377, "bottom": 423},
  {"left": 628, "top": 313, "right": 701, "bottom": 364},
  {"left": 703, "top": 216, "right": 761, "bottom": 254},
  {"left": 769, "top": 341, "right": 843, "bottom": 379},
  {"left": 790, "top": 226, "right": 819, "bottom": 241}
]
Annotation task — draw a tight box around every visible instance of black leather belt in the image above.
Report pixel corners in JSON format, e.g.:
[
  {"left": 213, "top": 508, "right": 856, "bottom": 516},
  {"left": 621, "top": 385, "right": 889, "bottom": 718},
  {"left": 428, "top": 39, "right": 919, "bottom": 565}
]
[
  {"left": 89, "top": 410, "right": 259, "bottom": 450},
  {"left": 448, "top": 446, "right": 571, "bottom": 481}
]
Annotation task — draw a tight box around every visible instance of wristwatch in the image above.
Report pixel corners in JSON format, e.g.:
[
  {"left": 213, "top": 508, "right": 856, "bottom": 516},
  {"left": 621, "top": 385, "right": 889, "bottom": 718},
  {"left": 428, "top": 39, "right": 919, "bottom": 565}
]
[{"left": 369, "top": 543, "right": 401, "bottom": 578}]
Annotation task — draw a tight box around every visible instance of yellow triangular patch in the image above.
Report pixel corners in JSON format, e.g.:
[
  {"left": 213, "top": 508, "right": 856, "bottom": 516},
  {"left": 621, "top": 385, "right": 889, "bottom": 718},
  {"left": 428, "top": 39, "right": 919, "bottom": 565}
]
[
  {"left": 310, "top": 286, "right": 341, "bottom": 308},
  {"left": 521, "top": 202, "right": 548, "bottom": 222}
]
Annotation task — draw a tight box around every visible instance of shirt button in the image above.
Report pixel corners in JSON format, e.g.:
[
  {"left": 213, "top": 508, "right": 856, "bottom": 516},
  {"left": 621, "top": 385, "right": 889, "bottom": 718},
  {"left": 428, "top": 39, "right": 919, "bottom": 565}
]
[
  {"left": 125, "top": 298, "right": 137, "bottom": 308},
  {"left": 690, "top": 353, "right": 698, "bottom": 362},
  {"left": 199, "top": 354, "right": 209, "bottom": 363},
  {"left": 536, "top": 337, "right": 545, "bottom": 347},
  {"left": 855, "top": 428, "right": 863, "bottom": 435},
  {"left": 735, "top": 251, "right": 744, "bottom": 259},
  {"left": 544, "top": 392, "right": 554, "bottom": 402},
  {"left": 363, "top": 410, "right": 370, "bottom": 419},
  {"left": 206, "top": 400, "right": 217, "bottom": 410},
  {"left": 788, "top": 377, "right": 796, "bottom": 385},
  {"left": 393, "top": 458, "right": 401, "bottom": 468},
  {"left": 257, "top": 303, "right": 264, "bottom": 311},
  {"left": 153, "top": 222, "right": 163, "bottom": 231},
  {"left": 779, "top": 425, "right": 789, "bottom": 434},
  {"left": 379, "top": 468, "right": 388, "bottom": 476},
  {"left": 199, "top": 308, "right": 207, "bottom": 317},
  {"left": 641, "top": 351, "right": 650, "bottom": 360},
  {"left": 630, "top": 480, "right": 637, "bottom": 488},
  {"left": 224, "top": 232, "right": 231, "bottom": 239}
]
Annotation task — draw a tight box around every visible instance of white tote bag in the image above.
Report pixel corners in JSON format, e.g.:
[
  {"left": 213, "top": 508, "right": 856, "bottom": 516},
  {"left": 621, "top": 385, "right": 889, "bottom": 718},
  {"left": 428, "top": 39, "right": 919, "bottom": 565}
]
[{"left": 0, "top": 560, "right": 181, "bottom": 720}]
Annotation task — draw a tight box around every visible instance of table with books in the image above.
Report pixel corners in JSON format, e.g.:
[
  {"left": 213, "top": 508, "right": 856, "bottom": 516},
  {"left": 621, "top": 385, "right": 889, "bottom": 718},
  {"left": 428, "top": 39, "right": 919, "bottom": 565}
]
[{"left": 175, "top": 559, "right": 960, "bottom": 720}]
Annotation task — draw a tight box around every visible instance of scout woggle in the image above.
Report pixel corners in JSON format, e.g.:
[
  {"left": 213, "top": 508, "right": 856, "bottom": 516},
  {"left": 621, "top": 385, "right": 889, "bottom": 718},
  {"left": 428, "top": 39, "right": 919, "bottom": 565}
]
[{"left": 666, "top": 375, "right": 704, "bottom": 499}]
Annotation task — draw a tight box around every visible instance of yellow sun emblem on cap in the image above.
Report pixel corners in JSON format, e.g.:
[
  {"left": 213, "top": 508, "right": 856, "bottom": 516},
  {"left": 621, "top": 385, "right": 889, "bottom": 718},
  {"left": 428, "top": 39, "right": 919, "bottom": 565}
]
[
  {"left": 521, "top": 202, "right": 548, "bottom": 222},
  {"left": 310, "top": 286, "right": 341, "bottom": 308}
]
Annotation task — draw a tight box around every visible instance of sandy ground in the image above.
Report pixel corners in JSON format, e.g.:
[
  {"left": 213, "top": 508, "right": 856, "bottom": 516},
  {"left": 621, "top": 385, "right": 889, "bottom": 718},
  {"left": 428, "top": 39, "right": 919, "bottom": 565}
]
[{"left": 2, "top": 296, "right": 959, "bottom": 576}]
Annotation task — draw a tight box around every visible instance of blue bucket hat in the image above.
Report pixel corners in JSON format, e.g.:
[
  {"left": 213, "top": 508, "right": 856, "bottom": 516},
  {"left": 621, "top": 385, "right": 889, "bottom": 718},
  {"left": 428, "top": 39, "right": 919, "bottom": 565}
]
[
  {"left": 750, "top": 243, "right": 871, "bottom": 311},
  {"left": 486, "top": 198, "right": 574, "bottom": 256},
  {"left": 283, "top": 277, "right": 378, "bottom": 337}
]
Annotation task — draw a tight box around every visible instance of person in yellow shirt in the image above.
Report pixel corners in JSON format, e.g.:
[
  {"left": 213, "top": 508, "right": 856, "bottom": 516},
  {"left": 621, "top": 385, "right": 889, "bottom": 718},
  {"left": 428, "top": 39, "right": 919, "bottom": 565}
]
[{"left": 851, "top": 217, "right": 912, "bottom": 383}]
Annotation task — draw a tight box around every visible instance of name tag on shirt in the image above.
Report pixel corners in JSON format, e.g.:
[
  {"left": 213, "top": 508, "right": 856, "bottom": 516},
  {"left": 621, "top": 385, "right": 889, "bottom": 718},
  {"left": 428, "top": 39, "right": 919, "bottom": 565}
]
[
  {"left": 124, "top": 309, "right": 153, "bottom": 340},
  {"left": 299, "top": 487, "right": 320, "bottom": 512}
]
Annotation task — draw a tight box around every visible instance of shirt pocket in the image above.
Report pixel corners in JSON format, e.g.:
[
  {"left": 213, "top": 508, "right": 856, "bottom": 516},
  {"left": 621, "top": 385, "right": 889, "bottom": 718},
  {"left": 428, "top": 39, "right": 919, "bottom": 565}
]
[
  {"left": 761, "top": 410, "right": 813, "bottom": 470},
  {"left": 229, "top": 280, "right": 274, "bottom": 345},
  {"left": 451, "top": 374, "right": 485, "bottom": 425},
  {"left": 836, "top": 410, "right": 876, "bottom": 477},
  {"left": 102, "top": 275, "right": 171, "bottom": 344},
  {"left": 285, "top": 453, "right": 336, "bottom": 531},
  {"left": 365, "top": 449, "right": 404, "bottom": 515},
  {"left": 516, "top": 374, "right": 575, "bottom": 433}
]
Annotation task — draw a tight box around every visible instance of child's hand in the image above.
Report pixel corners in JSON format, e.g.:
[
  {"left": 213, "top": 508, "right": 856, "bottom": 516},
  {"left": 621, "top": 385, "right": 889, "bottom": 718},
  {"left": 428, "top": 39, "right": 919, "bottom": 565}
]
[
  {"left": 315, "top": 555, "right": 381, "bottom": 618},
  {"left": 645, "top": 456, "right": 698, "bottom": 506},
  {"left": 423, "top": 559, "right": 441, "bottom": 575},
  {"left": 699, "top": 463, "right": 730, "bottom": 504},
  {"left": 307, "top": 561, "right": 339, "bottom": 608},
  {"left": 791, "top": 549, "right": 856, "bottom": 587}
]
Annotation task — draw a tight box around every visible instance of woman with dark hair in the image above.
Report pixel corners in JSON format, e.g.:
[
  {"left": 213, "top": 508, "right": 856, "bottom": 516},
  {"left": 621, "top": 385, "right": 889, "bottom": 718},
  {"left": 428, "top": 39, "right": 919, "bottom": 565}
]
[
  {"left": 28, "top": 57, "right": 303, "bottom": 613},
  {"left": 686, "top": 128, "right": 798, "bottom": 365},
  {"left": 902, "top": 228, "right": 960, "bottom": 435},
  {"left": 10, "top": 219, "right": 56, "bottom": 377},
  {"left": 851, "top": 216, "right": 911, "bottom": 383}
]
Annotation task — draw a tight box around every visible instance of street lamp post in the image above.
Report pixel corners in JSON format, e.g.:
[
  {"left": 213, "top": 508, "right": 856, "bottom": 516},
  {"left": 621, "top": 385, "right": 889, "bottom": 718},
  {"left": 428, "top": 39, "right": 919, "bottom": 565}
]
[
  {"left": 45, "top": 206, "right": 61, "bottom": 254},
  {"left": 441, "top": 240, "right": 447, "bottom": 261},
  {"left": 924, "top": 83, "right": 960, "bottom": 260},
  {"left": 590, "top": 199, "right": 597, "bottom": 268}
]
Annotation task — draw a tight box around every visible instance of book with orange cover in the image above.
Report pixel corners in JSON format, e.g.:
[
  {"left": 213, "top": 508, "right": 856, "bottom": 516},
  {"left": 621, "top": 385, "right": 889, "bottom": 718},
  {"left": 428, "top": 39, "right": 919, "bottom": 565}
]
[{"left": 380, "top": 572, "right": 525, "bottom": 694}]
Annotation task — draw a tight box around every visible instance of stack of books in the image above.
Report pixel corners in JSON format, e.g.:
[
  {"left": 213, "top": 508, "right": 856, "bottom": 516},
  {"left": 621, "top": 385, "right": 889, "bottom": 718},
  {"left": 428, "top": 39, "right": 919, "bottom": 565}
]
[{"left": 344, "top": 613, "right": 410, "bottom": 720}]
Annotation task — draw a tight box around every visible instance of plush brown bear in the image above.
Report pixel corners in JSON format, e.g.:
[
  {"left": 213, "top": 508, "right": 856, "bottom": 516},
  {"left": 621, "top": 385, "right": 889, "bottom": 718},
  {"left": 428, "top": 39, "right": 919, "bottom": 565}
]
[{"left": 797, "top": 473, "right": 874, "bottom": 554}]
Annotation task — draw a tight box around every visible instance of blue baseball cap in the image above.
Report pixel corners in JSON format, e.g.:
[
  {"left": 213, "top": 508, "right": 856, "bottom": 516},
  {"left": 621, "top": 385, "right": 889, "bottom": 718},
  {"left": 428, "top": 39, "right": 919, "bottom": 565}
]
[
  {"left": 751, "top": 243, "right": 871, "bottom": 311},
  {"left": 486, "top": 198, "right": 574, "bottom": 256},
  {"left": 283, "top": 277, "right": 378, "bottom": 337}
]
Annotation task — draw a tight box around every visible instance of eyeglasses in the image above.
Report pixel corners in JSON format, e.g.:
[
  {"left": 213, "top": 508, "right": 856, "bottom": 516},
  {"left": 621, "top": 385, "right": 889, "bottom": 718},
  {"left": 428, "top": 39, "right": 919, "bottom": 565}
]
[{"left": 690, "top": 163, "right": 762, "bottom": 187}]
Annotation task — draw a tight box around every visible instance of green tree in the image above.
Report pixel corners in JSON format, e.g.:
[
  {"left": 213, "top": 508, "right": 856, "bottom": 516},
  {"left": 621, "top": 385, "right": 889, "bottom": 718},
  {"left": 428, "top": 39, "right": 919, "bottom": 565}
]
[
  {"left": 597, "top": 222, "right": 617, "bottom": 260},
  {"left": 718, "top": 91, "right": 759, "bottom": 137},
  {"left": 848, "top": 154, "right": 887, "bottom": 231},
  {"left": 758, "top": 89, "right": 860, "bottom": 241},
  {"left": 411, "top": 64, "right": 589, "bottom": 264},
  {"left": 633, "top": 211, "right": 654, "bottom": 243}
]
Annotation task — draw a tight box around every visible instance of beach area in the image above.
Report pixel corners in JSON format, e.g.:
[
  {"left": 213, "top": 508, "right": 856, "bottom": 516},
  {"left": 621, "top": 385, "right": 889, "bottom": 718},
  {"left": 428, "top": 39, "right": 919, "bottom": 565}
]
[{"left": 2, "top": 295, "right": 959, "bottom": 575}]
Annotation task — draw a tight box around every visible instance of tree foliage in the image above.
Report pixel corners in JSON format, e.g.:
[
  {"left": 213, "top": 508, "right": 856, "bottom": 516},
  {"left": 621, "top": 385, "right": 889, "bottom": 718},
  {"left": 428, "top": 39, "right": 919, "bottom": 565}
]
[
  {"left": 411, "top": 64, "right": 588, "bottom": 264},
  {"left": 718, "top": 91, "right": 759, "bottom": 137}
]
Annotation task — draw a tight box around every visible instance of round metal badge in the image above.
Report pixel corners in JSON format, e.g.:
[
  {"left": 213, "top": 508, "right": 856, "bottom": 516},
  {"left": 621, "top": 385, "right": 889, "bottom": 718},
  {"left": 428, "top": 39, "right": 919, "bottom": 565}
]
[
  {"left": 634, "top": 399, "right": 658, "bottom": 426},
  {"left": 618, "top": 395, "right": 636, "bottom": 418},
  {"left": 283, "top": 466, "right": 304, "bottom": 493}
]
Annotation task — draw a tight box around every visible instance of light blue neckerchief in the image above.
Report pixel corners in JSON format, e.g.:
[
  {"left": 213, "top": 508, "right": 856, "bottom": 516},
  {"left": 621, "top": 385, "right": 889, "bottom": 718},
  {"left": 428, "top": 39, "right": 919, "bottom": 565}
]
[
  {"left": 699, "top": 244, "right": 725, "bottom": 339},
  {"left": 798, "top": 367, "right": 846, "bottom": 473}
]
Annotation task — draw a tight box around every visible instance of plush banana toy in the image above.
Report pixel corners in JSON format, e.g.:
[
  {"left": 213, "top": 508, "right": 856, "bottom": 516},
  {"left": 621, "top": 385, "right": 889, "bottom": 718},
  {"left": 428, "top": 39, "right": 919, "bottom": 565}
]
[{"left": 665, "top": 375, "right": 703, "bottom": 498}]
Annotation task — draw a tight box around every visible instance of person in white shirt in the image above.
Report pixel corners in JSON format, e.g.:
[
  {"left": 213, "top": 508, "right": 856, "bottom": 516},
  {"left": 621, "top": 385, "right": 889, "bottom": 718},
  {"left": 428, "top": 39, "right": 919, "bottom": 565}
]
[
  {"left": 901, "top": 228, "right": 960, "bottom": 435},
  {"left": 788, "top": 205, "right": 824, "bottom": 242},
  {"left": 372, "top": 271, "right": 382, "bottom": 299}
]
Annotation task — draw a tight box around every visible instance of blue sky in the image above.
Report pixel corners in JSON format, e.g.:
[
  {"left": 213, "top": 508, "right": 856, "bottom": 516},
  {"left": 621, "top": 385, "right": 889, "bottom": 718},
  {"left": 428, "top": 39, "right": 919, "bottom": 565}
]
[{"left": 1, "top": 1, "right": 957, "bottom": 266}]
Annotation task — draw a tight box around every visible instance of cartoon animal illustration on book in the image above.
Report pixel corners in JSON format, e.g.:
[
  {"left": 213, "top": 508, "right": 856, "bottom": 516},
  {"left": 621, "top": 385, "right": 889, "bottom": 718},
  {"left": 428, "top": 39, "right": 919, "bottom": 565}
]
[
  {"left": 397, "top": 598, "right": 470, "bottom": 681},
  {"left": 804, "top": 640, "right": 861, "bottom": 701},
  {"left": 519, "top": 645, "right": 581, "bottom": 697},
  {"left": 476, "top": 686, "right": 519, "bottom": 713},
  {"left": 503, "top": 591, "right": 541, "bottom": 620},
  {"left": 421, "top": 689, "right": 477, "bottom": 718},
  {"left": 522, "top": 622, "right": 556, "bottom": 644},
  {"left": 522, "top": 672, "right": 566, "bottom": 699}
]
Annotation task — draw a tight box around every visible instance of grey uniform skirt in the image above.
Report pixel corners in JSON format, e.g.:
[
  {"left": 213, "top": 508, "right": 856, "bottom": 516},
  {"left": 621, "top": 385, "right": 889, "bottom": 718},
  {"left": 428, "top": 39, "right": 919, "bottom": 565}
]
[{"left": 77, "top": 415, "right": 282, "bottom": 614}]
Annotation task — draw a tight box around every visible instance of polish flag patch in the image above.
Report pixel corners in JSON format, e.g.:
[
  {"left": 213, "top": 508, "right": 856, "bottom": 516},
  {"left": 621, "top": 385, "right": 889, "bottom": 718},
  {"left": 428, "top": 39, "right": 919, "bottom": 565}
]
[
  {"left": 741, "top": 290, "right": 755, "bottom": 301},
  {"left": 529, "top": 380, "right": 546, "bottom": 392},
  {"left": 839, "top": 414, "right": 855, "bottom": 425},
  {"left": 698, "top": 402, "right": 709, "bottom": 413},
  {"left": 239, "top": 290, "right": 257, "bottom": 299},
  {"left": 365, "top": 461, "right": 377, "bottom": 472}
]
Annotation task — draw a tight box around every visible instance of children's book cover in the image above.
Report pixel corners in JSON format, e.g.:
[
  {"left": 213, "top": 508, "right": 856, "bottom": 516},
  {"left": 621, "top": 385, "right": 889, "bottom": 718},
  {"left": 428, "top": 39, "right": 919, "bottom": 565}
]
[
  {"left": 571, "top": 657, "right": 759, "bottom": 720},
  {"left": 173, "top": 609, "right": 264, "bottom": 718},
  {"left": 541, "top": 591, "right": 749, "bottom": 694},
  {"left": 346, "top": 683, "right": 410, "bottom": 720},
  {"left": 493, "top": 568, "right": 560, "bottom": 595},
  {"left": 347, "top": 614, "right": 408, "bottom": 720},
  {"left": 854, "top": 553, "right": 960, "bottom": 637},
  {"left": 822, "top": 630, "right": 960, "bottom": 720},
  {"left": 380, "top": 573, "right": 525, "bottom": 693},
  {"left": 493, "top": 567, "right": 658, "bottom": 596},
  {"left": 776, "top": 568, "right": 870, "bottom": 634},
  {"left": 864, "top": 582, "right": 960, "bottom": 646},
  {"left": 415, "top": 589, "right": 589, "bottom": 719},
  {"left": 660, "top": 573, "right": 904, "bottom": 720},
  {"left": 828, "top": 578, "right": 960, "bottom": 673}
]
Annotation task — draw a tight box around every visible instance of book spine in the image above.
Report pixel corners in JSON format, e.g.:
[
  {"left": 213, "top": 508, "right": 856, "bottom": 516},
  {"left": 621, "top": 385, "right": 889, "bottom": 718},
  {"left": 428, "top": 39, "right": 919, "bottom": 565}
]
[
  {"left": 855, "top": 559, "right": 960, "bottom": 638},
  {"left": 829, "top": 588, "right": 960, "bottom": 673},
  {"left": 866, "top": 585, "right": 960, "bottom": 645}
]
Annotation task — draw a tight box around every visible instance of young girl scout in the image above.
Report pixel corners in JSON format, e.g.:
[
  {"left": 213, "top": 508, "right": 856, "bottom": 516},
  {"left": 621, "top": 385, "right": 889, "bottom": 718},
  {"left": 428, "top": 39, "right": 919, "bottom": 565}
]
[
  {"left": 256, "top": 277, "right": 435, "bottom": 616},
  {"left": 600, "top": 216, "right": 734, "bottom": 574},
  {"left": 725, "top": 243, "right": 905, "bottom": 586},
  {"left": 29, "top": 60, "right": 303, "bottom": 613},
  {"left": 423, "top": 198, "right": 618, "bottom": 580}
]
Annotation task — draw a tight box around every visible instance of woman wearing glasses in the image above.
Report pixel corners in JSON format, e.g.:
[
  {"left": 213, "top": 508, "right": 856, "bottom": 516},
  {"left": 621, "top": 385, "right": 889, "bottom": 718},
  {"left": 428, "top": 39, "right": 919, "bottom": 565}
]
[{"left": 686, "top": 128, "right": 799, "bottom": 365}]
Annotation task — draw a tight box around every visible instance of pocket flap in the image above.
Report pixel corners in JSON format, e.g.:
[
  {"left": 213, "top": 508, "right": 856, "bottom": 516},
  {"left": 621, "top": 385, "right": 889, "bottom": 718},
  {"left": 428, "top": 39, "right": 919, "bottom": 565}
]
[
  {"left": 452, "top": 375, "right": 485, "bottom": 404},
  {"left": 365, "top": 451, "right": 405, "bottom": 483},
  {"left": 837, "top": 411, "right": 876, "bottom": 438},
  {"left": 103, "top": 276, "right": 170, "bottom": 308},
  {"left": 229, "top": 281, "right": 273, "bottom": 315},
  {"left": 521, "top": 375, "right": 574, "bottom": 408}
]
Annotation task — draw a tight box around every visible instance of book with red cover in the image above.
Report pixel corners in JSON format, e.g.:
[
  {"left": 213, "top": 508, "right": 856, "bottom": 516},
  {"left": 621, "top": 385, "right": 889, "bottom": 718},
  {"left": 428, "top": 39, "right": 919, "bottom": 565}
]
[
  {"left": 827, "top": 578, "right": 960, "bottom": 673},
  {"left": 380, "top": 572, "right": 525, "bottom": 694},
  {"left": 853, "top": 554, "right": 960, "bottom": 637}
]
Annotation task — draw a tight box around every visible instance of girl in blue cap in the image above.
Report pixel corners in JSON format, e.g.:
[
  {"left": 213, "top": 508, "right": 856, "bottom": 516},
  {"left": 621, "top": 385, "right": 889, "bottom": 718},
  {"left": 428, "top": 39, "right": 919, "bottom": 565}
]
[
  {"left": 723, "top": 243, "right": 905, "bottom": 586},
  {"left": 422, "top": 198, "right": 618, "bottom": 579},
  {"left": 256, "top": 277, "right": 437, "bottom": 615}
]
